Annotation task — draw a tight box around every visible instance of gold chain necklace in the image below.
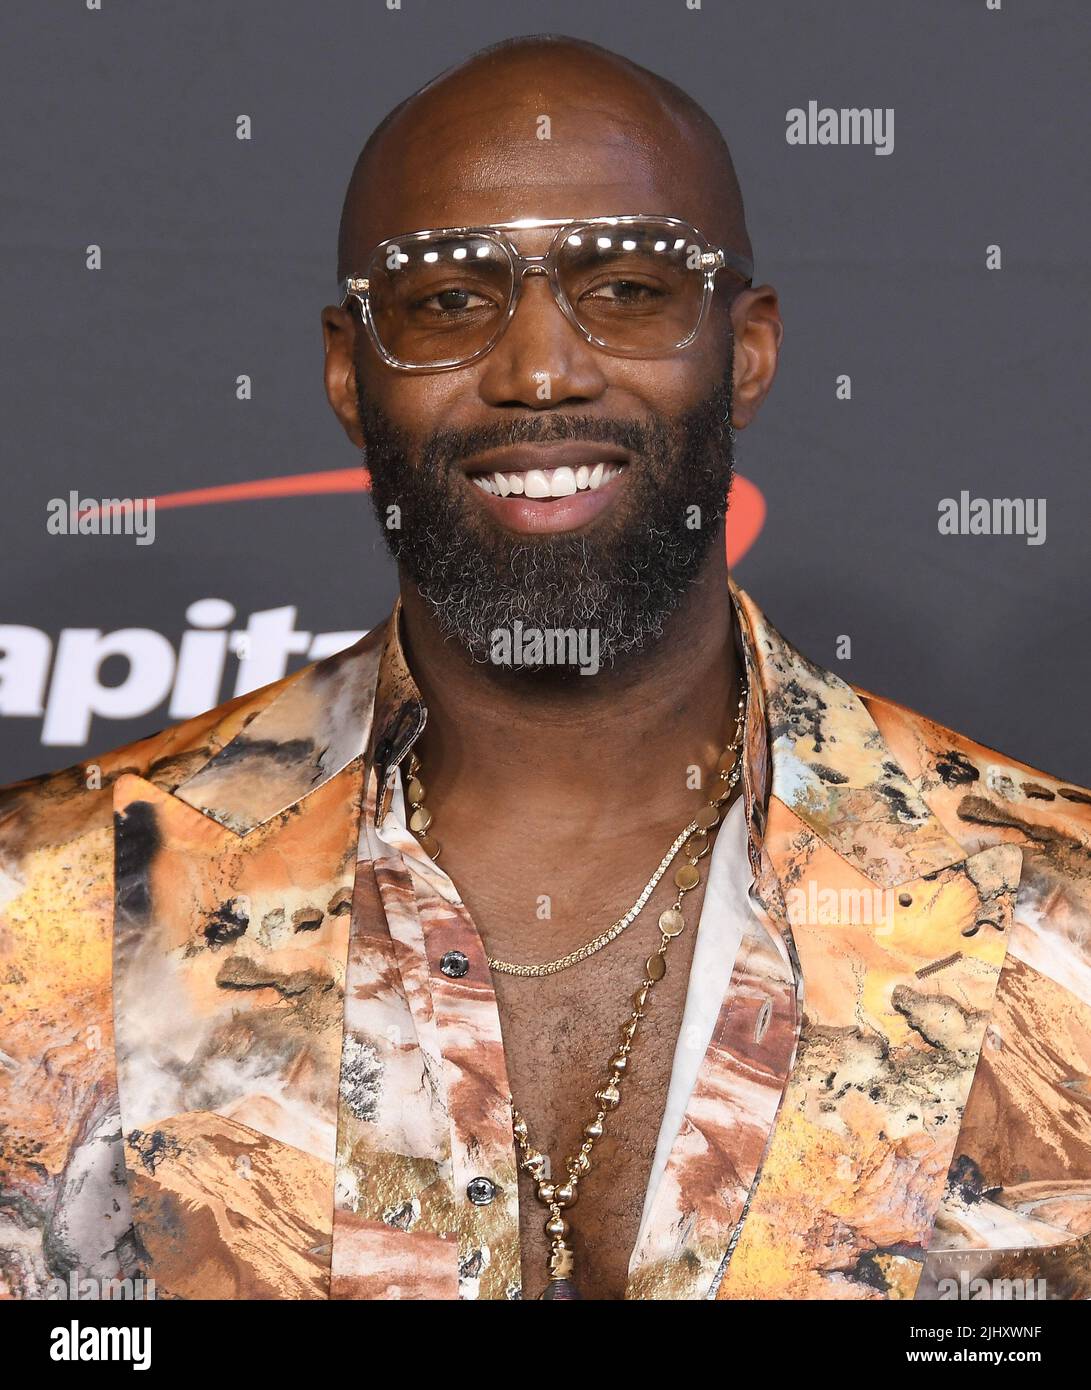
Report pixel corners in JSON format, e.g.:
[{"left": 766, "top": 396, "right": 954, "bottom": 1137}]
[
  {"left": 401, "top": 680, "right": 748, "bottom": 1298},
  {"left": 405, "top": 760, "right": 730, "bottom": 977}
]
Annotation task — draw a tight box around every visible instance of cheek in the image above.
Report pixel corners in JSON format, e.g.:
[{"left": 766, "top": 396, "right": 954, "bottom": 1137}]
[
  {"left": 356, "top": 349, "right": 485, "bottom": 434},
  {"left": 610, "top": 353, "right": 730, "bottom": 415},
  {"left": 603, "top": 311, "right": 734, "bottom": 414}
]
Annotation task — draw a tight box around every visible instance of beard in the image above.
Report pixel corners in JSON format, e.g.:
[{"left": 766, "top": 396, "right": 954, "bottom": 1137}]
[{"left": 357, "top": 365, "right": 736, "bottom": 675}]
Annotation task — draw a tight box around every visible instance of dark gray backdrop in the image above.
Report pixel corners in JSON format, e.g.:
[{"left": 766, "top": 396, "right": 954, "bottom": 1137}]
[{"left": 2, "top": 0, "right": 1088, "bottom": 784}]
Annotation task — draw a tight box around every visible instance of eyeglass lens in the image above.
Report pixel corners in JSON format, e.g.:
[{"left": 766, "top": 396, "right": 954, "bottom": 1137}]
[{"left": 365, "top": 219, "right": 709, "bottom": 367}]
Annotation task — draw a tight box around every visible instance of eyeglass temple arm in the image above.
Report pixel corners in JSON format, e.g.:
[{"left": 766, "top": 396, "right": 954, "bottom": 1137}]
[
  {"left": 340, "top": 275, "right": 368, "bottom": 306},
  {"left": 707, "top": 249, "right": 754, "bottom": 284}
]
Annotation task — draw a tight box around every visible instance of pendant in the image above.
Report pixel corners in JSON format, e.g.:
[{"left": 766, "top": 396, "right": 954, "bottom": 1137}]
[{"left": 540, "top": 1238, "right": 580, "bottom": 1298}]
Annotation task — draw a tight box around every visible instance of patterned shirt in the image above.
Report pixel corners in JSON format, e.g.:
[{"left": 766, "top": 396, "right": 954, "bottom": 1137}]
[{"left": 2, "top": 580, "right": 1090, "bottom": 1301}]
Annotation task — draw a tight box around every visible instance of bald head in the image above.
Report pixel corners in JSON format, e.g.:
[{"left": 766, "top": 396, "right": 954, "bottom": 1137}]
[{"left": 336, "top": 35, "right": 751, "bottom": 284}]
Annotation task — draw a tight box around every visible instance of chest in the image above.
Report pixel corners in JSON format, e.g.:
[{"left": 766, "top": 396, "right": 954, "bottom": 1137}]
[{"left": 477, "top": 871, "right": 705, "bottom": 1299}]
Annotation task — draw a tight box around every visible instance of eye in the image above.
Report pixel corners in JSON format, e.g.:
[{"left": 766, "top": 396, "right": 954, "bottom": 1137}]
[
  {"left": 583, "top": 278, "right": 667, "bottom": 305},
  {"left": 413, "top": 286, "right": 494, "bottom": 316}
]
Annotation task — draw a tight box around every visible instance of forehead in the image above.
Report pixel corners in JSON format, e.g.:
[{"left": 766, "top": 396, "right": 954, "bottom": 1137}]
[{"left": 358, "top": 83, "right": 720, "bottom": 246}]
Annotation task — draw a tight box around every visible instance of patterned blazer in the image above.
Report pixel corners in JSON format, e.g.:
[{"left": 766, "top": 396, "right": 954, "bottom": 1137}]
[{"left": 1, "top": 582, "right": 1089, "bottom": 1300}]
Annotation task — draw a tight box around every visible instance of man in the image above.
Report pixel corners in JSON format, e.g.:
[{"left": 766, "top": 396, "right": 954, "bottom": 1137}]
[{"left": 1, "top": 36, "right": 1089, "bottom": 1303}]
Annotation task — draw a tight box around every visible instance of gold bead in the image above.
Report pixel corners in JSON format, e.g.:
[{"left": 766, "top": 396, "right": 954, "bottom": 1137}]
[
  {"left": 418, "top": 833, "right": 441, "bottom": 860},
  {"left": 674, "top": 863, "right": 700, "bottom": 891},
  {"left": 659, "top": 907, "right": 685, "bottom": 937},
  {"left": 545, "top": 1215, "right": 568, "bottom": 1238},
  {"left": 554, "top": 1182, "right": 577, "bottom": 1207},
  {"left": 596, "top": 1083, "right": 621, "bottom": 1110},
  {"left": 610, "top": 1053, "right": 628, "bottom": 1072},
  {"left": 645, "top": 953, "right": 667, "bottom": 982},
  {"left": 409, "top": 806, "right": 433, "bottom": 833},
  {"left": 406, "top": 776, "right": 425, "bottom": 804},
  {"left": 683, "top": 832, "right": 709, "bottom": 859},
  {"left": 584, "top": 1119, "right": 604, "bottom": 1139},
  {"left": 632, "top": 985, "right": 649, "bottom": 1011},
  {"left": 695, "top": 804, "right": 720, "bottom": 832},
  {"left": 535, "top": 1182, "right": 556, "bottom": 1205},
  {"left": 711, "top": 776, "right": 733, "bottom": 804}
]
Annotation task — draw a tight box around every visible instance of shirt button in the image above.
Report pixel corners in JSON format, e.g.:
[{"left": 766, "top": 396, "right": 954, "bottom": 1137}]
[
  {"left": 439, "top": 950, "right": 469, "bottom": 979},
  {"left": 466, "top": 1177, "right": 498, "bottom": 1206}
]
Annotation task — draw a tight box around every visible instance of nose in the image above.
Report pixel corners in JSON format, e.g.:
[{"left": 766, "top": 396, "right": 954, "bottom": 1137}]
[{"left": 475, "top": 268, "right": 608, "bottom": 410}]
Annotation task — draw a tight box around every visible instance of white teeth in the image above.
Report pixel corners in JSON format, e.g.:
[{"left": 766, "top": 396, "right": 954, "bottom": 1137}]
[
  {"left": 523, "top": 469, "right": 551, "bottom": 499},
  {"left": 549, "top": 466, "right": 577, "bottom": 498},
  {"left": 587, "top": 462, "right": 624, "bottom": 490},
  {"left": 472, "top": 462, "right": 623, "bottom": 498}
]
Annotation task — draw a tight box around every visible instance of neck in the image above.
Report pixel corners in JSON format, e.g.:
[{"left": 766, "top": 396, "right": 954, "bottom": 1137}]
[{"left": 396, "top": 540, "right": 741, "bottom": 835}]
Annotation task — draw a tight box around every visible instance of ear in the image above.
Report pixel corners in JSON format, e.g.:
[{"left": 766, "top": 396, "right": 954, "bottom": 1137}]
[
  {"left": 729, "top": 286, "right": 783, "bottom": 429},
  {"left": 321, "top": 304, "right": 366, "bottom": 448}
]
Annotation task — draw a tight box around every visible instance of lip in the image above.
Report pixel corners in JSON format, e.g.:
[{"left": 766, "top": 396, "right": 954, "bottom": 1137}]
[{"left": 460, "top": 441, "right": 632, "bottom": 535}]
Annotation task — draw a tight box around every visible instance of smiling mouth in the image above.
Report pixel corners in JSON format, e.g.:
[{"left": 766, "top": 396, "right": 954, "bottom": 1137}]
[
  {"left": 469, "top": 461, "right": 626, "bottom": 499},
  {"left": 458, "top": 440, "right": 633, "bottom": 534}
]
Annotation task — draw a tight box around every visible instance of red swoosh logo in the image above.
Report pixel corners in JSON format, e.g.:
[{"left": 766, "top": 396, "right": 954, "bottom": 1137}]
[
  {"left": 724, "top": 475, "right": 765, "bottom": 566},
  {"left": 97, "top": 469, "right": 766, "bottom": 563}
]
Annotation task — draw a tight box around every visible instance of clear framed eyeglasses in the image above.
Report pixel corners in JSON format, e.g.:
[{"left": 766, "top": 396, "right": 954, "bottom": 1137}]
[{"left": 339, "top": 214, "right": 754, "bottom": 372}]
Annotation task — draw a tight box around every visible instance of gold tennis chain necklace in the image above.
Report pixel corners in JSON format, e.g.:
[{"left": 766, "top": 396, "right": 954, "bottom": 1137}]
[{"left": 402, "top": 678, "right": 748, "bottom": 1298}]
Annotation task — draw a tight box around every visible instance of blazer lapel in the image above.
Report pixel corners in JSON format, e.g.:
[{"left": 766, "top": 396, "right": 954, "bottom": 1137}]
[
  {"left": 711, "top": 593, "right": 1020, "bottom": 1298},
  {"left": 111, "top": 633, "right": 382, "bottom": 1298}
]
